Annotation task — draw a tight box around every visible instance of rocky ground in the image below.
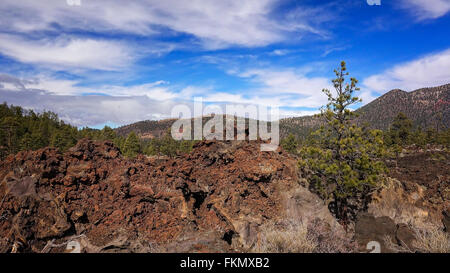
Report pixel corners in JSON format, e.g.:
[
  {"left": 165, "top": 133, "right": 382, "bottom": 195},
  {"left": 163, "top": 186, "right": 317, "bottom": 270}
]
[
  {"left": 0, "top": 139, "right": 335, "bottom": 253},
  {"left": 389, "top": 149, "right": 449, "bottom": 214},
  {"left": 362, "top": 147, "right": 449, "bottom": 252},
  {"left": 0, "top": 140, "right": 448, "bottom": 253}
]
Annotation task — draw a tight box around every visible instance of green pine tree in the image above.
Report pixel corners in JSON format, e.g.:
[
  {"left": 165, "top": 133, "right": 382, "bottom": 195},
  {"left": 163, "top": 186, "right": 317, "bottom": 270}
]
[
  {"left": 281, "top": 133, "right": 298, "bottom": 154},
  {"left": 159, "top": 133, "right": 178, "bottom": 157},
  {"left": 100, "top": 126, "right": 117, "bottom": 141},
  {"left": 144, "top": 139, "right": 159, "bottom": 156},
  {"left": 386, "top": 112, "right": 413, "bottom": 147},
  {"left": 299, "top": 61, "right": 386, "bottom": 226},
  {"left": 123, "top": 132, "right": 141, "bottom": 158}
]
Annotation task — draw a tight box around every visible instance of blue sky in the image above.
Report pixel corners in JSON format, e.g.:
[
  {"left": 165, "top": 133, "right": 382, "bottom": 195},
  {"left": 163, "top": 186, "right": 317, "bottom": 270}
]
[{"left": 0, "top": 0, "right": 449, "bottom": 128}]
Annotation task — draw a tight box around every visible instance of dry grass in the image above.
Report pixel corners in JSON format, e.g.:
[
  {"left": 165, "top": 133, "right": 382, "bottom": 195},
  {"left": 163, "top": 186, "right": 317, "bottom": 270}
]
[
  {"left": 383, "top": 235, "right": 414, "bottom": 253},
  {"left": 249, "top": 185, "right": 358, "bottom": 253},
  {"left": 384, "top": 225, "right": 449, "bottom": 253},
  {"left": 250, "top": 219, "right": 357, "bottom": 253},
  {"left": 307, "top": 219, "right": 357, "bottom": 253},
  {"left": 251, "top": 220, "right": 316, "bottom": 253},
  {"left": 412, "top": 226, "right": 449, "bottom": 253}
]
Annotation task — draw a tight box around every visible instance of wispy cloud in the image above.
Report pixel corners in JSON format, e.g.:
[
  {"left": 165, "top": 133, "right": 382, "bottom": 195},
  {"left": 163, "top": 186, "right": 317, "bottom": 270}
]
[
  {"left": 0, "top": 0, "right": 332, "bottom": 49},
  {"left": 236, "top": 68, "right": 331, "bottom": 107},
  {"left": 0, "top": 71, "right": 329, "bottom": 126},
  {"left": 363, "top": 48, "right": 450, "bottom": 92},
  {"left": 1, "top": 0, "right": 448, "bottom": 127},
  {"left": 4, "top": 74, "right": 179, "bottom": 100},
  {"left": 400, "top": 0, "right": 450, "bottom": 20},
  {"left": 321, "top": 46, "right": 348, "bottom": 57},
  {"left": 0, "top": 34, "right": 135, "bottom": 71},
  {"left": 270, "top": 49, "right": 291, "bottom": 56},
  {"left": 0, "top": 74, "right": 180, "bottom": 126}
]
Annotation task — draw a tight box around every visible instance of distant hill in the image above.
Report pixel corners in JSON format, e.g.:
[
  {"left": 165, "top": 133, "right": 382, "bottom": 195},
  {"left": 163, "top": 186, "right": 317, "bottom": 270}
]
[
  {"left": 115, "top": 115, "right": 266, "bottom": 139},
  {"left": 280, "top": 83, "right": 450, "bottom": 138},
  {"left": 115, "top": 84, "right": 450, "bottom": 139},
  {"left": 356, "top": 84, "right": 450, "bottom": 130},
  {"left": 115, "top": 118, "right": 177, "bottom": 139}
]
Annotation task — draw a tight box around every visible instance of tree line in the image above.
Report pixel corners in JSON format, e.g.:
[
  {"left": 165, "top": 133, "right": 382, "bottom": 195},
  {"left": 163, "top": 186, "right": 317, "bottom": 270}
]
[
  {"left": 281, "top": 112, "right": 450, "bottom": 155},
  {"left": 0, "top": 102, "right": 196, "bottom": 160}
]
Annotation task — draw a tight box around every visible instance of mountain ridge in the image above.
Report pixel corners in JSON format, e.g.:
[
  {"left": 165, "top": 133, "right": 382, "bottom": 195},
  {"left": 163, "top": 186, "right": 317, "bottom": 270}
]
[{"left": 115, "top": 83, "right": 450, "bottom": 139}]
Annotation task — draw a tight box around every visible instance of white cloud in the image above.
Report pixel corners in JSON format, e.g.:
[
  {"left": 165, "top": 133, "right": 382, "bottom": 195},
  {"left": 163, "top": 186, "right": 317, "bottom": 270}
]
[
  {"left": 8, "top": 74, "right": 179, "bottom": 101},
  {"left": 183, "top": 67, "right": 337, "bottom": 109},
  {"left": 363, "top": 48, "right": 450, "bottom": 92},
  {"left": 0, "top": 0, "right": 331, "bottom": 49},
  {"left": 105, "top": 83, "right": 177, "bottom": 101},
  {"left": 0, "top": 34, "right": 134, "bottom": 71},
  {"left": 0, "top": 74, "right": 33, "bottom": 90},
  {"left": 321, "top": 46, "right": 347, "bottom": 57},
  {"left": 278, "top": 109, "right": 321, "bottom": 118},
  {"left": 237, "top": 68, "right": 331, "bottom": 107},
  {"left": 25, "top": 77, "right": 87, "bottom": 96},
  {"left": 0, "top": 74, "right": 181, "bottom": 126},
  {"left": 0, "top": 72, "right": 331, "bottom": 126},
  {"left": 401, "top": 0, "right": 450, "bottom": 20},
  {"left": 270, "top": 49, "right": 291, "bottom": 56},
  {"left": 358, "top": 88, "right": 378, "bottom": 105}
]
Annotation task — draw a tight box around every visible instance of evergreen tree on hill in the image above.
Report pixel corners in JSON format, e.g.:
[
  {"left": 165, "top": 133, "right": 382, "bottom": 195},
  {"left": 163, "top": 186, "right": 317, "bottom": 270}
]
[{"left": 123, "top": 132, "right": 141, "bottom": 158}]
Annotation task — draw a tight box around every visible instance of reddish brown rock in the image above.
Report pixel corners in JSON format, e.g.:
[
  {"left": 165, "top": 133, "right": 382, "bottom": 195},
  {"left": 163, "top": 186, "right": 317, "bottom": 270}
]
[{"left": 0, "top": 138, "right": 305, "bottom": 253}]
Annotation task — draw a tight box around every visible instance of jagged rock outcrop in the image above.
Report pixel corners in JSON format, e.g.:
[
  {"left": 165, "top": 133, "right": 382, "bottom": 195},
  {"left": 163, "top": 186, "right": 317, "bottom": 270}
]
[{"left": 0, "top": 138, "right": 342, "bottom": 253}]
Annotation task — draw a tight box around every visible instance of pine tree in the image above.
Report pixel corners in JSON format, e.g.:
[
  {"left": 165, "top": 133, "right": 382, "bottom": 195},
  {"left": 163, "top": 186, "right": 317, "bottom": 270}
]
[
  {"left": 411, "top": 126, "right": 427, "bottom": 148},
  {"left": 51, "top": 131, "right": 66, "bottom": 151},
  {"left": 100, "top": 126, "right": 117, "bottom": 141},
  {"left": 425, "top": 127, "right": 437, "bottom": 144},
  {"left": 0, "top": 116, "right": 20, "bottom": 154},
  {"left": 144, "top": 139, "right": 159, "bottom": 156},
  {"left": 0, "top": 103, "right": 82, "bottom": 156},
  {"left": 123, "top": 132, "right": 140, "bottom": 158},
  {"left": 386, "top": 112, "right": 413, "bottom": 146},
  {"left": 159, "top": 133, "right": 178, "bottom": 157},
  {"left": 20, "top": 132, "right": 33, "bottom": 151},
  {"left": 281, "top": 133, "right": 298, "bottom": 154},
  {"left": 299, "top": 61, "right": 386, "bottom": 226},
  {"left": 179, "top": 140, "right": 195, "bottom": 154}
]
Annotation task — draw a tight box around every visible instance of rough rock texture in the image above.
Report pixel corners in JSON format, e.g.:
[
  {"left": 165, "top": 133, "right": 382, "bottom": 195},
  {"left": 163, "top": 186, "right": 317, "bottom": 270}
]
[
  {"left": 389, "top": 150, "right": 449, "bottom": 215},
  {"left": 355, "top": 213, "right": 416, "bottom": 253},
  {"left": 0, "top": 138, "right": 338, "bottom": 253}
]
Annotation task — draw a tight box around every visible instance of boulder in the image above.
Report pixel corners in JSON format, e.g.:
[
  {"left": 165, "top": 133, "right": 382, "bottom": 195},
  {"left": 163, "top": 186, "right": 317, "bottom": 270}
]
[
  {"left": 355, "top": 213, "right": 417, "bottom": 253},
  {"left": 355, "top": 213, "right": 397, "bottom": 253}
]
